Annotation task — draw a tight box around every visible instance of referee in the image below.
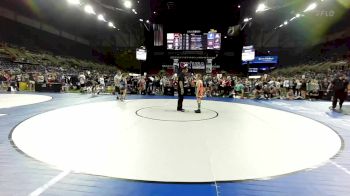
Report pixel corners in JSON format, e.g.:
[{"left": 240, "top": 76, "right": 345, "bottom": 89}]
[{"left": 177, "top": 64, "right": 188, "bottom": 112}]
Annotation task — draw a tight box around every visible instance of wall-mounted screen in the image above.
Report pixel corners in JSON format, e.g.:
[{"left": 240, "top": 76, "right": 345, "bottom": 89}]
[
  {"left": 242, "top": 45, "right": 255, "bottom": 62},
  {"left": 136, "top": 48, "right": 147, "bottom": 61}
]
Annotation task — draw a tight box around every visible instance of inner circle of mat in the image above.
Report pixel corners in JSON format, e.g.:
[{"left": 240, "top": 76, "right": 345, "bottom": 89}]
[{"left": 136, "top": 105, "right": 218, "bottom": 122}]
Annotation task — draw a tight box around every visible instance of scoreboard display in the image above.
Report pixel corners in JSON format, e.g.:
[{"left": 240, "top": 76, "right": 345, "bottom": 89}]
[{"left": 167, "top": 32, "right": 221, "bottom": 51}]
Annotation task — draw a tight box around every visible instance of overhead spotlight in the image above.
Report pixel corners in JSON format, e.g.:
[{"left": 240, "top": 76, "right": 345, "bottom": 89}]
[
  {"left": 146, "top": 20, "right": 150, "bottom": 23},
  {"left": 134, "top": 11, "right": 138, "bottom": 14},
  {"left": 139, "top": 19, "right": 144, "bottom": 22},
  {"left": 290, "top": 17, "right": 296, "bottom": 21},
  {"left": 279, "top": 24, "right": 284, "bottom": 28},
  {"left": 304, "top": 3, "right": 317, "bottom": 12},
  {"left": 84, "top": 5, "right": 96, "bottom": 15},
  {"left": 124, "top": 1, "right": 132, "bottom": 9},
  {"left": 153, "top": 11, "right": 157, "bottom": 14},
  {"left": 137, "top": 1, "right": 140, "bottom": 3},
  {"left": 296, "top": 13, "right": 301, "bottom": 18},
  {"left": 67, "top": 0, "right": 80, "bottom": 5},
  {"left": 132, "top": 9, "right": 136, "bottom": 12},
  {"left": 256, "top": 3, "right": 268, "bottom": 13},
  {"left": 238, "top": 5, "right": 241, "bottom": 8},
  {"left": 108, "top": 22, "right": 116, "bottom": 28},
  {"left": 243, "top": 18, "right": 252, "bottom": 22},
  {"left": 118, "top": 29, "right": 120, "bottom": 31},
  {"left": 284, "top": 21, "right": 288, "bottom": 25},
  {"left": 224, "top": 36, "right": 228, "bottom": 39},
  {"left": 98, "top": 14, "right": 107, "bottom": 22}
]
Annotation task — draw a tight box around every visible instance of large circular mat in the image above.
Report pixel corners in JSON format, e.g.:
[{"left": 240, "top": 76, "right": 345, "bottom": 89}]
[
  {"left": 11, "top": 99, "right": 342, "bottom": 182},
  {"left": 0, "top": 94, "right": 52, "bottom": 109}
]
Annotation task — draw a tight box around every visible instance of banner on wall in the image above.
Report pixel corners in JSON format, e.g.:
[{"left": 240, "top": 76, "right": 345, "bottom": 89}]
[
  {"left": 178, "top": 61, "right": 206, "bottom": 70},
  {"left": 173, "top": 59, "right": 179, "bottom": 72},
  {"left": 242, "top": 56, "right": 278, "bottom": 64},
  {"left": 206, "top": 59, "right": 213, "bottom": 73}
]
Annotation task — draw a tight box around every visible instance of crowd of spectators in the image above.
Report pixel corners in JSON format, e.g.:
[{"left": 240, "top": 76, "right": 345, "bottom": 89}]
[
  {"left": 1, "top": 42, "right": 349, "bottom": 101},
  {"left": 1, "top": 57, "right": 349, "bottom": 101},
  {"left": 0, "top": 42, "right": 119, "bottom": 93},
  {"left": 124, "top": 67, "right": 348, "bottom": 101},
  {"left": 0, "top": 59, "right": 118, "bottom": 92}
]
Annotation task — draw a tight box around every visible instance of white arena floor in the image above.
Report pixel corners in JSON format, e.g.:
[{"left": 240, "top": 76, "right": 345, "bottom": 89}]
[{"left": 11, "top": 98, "right": 342, "bottom": 183}]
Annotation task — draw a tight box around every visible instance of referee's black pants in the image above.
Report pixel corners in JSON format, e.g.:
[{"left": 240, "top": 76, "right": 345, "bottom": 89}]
[
  {"left": 177, "top": 93, "right": 184, "bottom": 110},
  {"left": 332, "top": 91, "right": 347, "bottom": 109}
]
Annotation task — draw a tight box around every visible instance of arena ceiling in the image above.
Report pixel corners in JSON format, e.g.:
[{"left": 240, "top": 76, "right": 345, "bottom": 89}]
[
  {"left": 147, "top": 0, "right": 345, "bottom": 37},
  {"left": 1, "top": 0, "right": 348, "bottom": 48},
  {"left": 149, "top": 0, "right": 242, "bottom": 32},
  {"left": 0, "top": 0, "right": 320, "bottom": 40},
  {"left": 0, "top": 0, "right": 150, "bottom": 41}
]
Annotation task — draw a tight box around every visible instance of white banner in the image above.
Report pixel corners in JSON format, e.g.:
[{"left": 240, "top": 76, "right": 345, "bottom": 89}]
[
  {"left": 173, "top": 59, "right": 179, "bottom": 71},
  {"left": 191, "top": 62, "right": 205, "bottom": 70},
  {"left": 206, "top": 59, "right": 213, "bottom": 73}
]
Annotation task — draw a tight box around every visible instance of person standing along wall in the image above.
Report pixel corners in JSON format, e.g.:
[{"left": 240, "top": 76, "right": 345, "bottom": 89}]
[
  {"left": 327, "top": 73, "right": 349, "bottom": 111},
  {"left": 119, "top": 73, "right": 128, "bottom": 102},
  {"left": 114, "top": 71, "right": 122, "bottom": 100}
]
